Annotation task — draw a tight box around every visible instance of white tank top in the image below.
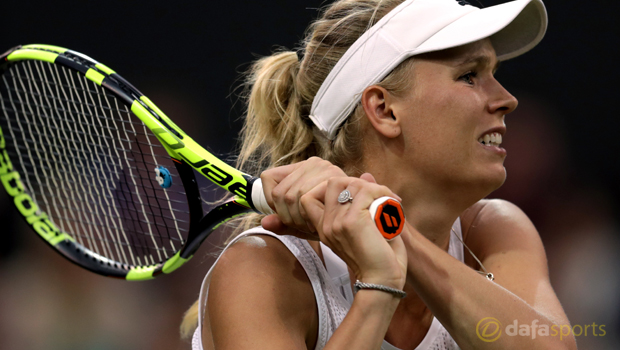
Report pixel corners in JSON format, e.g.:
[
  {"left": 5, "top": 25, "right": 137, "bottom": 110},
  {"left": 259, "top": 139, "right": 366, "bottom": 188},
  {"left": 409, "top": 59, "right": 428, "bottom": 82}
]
[{"left": 192, "top": 219, "right": 464, "bottom": 350}]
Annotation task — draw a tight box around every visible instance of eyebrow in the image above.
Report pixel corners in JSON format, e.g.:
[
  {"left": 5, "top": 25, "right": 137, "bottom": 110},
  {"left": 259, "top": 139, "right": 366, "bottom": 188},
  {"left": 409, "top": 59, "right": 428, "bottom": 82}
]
[{"left": 456, "top": 54, "right": 501, "bottom": 73}]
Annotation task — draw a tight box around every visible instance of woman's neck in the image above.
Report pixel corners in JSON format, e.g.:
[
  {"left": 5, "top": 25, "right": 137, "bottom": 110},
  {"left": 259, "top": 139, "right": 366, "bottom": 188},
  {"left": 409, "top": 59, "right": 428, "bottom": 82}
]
[
  {"left": 371, "top": 169, "right": 467, "bottom": 249},
  {"left": 400, "top": 194, "right": 459, "bottom": 249},
  {"left": 361, "top": 155, "right": 473, "bottom": 248}
]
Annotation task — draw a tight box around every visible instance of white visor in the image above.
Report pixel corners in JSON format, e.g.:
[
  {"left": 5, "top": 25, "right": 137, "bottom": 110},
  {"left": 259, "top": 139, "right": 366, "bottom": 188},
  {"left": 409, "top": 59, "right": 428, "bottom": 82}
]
[{"left": 309, "top": 0, "right": 548, "bottom": 140}]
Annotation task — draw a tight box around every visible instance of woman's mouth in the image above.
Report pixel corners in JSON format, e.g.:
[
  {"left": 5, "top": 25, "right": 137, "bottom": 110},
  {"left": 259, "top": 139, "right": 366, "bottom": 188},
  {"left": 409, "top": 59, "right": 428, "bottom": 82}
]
[{"left": 478, "top": 132, "right": 502, "bottom": 147}]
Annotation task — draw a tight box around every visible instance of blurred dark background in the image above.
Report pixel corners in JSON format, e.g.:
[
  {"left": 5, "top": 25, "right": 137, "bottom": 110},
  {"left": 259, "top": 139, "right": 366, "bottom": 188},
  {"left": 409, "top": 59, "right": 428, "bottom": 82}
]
[{"left": 1, "top": 0, "right": 618, "bottom": 349}]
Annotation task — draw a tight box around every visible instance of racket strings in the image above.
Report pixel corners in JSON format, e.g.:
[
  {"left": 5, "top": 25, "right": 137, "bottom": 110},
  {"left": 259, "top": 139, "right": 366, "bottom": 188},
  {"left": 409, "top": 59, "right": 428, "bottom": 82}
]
[
  {"left": 30, "top": 61, "right": 137, "bottom": 264},
  {"left": 74, "top": 61, "right": 180, "bottom": 265},
  {"left": 5, "top": 68, "right": 109, "bottom": 96},
  {"left": 65, "top": 61, "right": 185, "bottom": 265},
  {"left": 4, "top": 121, "right": 174, "bottom": 160},
  {"left": 0, "top": 60, "right": 192, "bottom": 267},
  {"left": 1, "top": 81, "right": 155, "bottom": 130},
  {"left": 0, "top": 169, "right": 191, "bottom": 219},
  {"left": 7, "top": 144, "right": 184, "bottom": 193}
]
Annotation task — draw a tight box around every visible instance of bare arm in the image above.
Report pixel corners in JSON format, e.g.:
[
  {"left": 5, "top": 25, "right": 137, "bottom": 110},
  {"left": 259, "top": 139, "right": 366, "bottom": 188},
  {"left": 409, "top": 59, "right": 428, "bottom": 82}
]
[
  {"left": 202, "top": 158, "right": 408, "bottom": 350},
  {"left": 205, "top": 234, "right": 403, "bottom": 350},
  {"left": 257, "top": 158, "right": 575, "bottom": 349},
  {"left": 206, "top": 235, "right": 316, "bottom": 349},
  {"left": 401, "top": 199, "right": 576, "bottom": 349}
]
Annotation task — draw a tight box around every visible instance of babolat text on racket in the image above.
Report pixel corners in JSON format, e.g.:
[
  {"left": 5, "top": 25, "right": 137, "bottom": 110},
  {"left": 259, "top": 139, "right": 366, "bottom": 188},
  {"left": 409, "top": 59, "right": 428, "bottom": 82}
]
[{"left": 0, "top": 44, "right": 405, "bottom": 280}]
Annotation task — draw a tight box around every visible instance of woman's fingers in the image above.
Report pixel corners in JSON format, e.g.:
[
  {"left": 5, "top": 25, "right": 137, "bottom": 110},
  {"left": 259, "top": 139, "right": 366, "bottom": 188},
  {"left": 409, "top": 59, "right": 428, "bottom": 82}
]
[
  {"left": 298, "top": 180, "right": 328, "bottom": 237},
  {"left": 268, "top": 166, "right": 307, "bottom": 227},
  {"left": 299, "top": 176, "right": 406, "bottom": 287},
  {"left": 359, "top": 172, "right": 376, "bottom": 184},
  {"left": 260, "top": 162, "right": 304, "bottom": 211},
  {"left": 261, "top": 157, "right": 347, "bottom": 233},
  {"left": 260, "top": 160, "right": 406, "bottom": 285},
  {"left": 301, "top": 176, "right": 401, "bottom": 236},
  {"left": 324, "top": 178, "right": 398, "bottom": 224}
]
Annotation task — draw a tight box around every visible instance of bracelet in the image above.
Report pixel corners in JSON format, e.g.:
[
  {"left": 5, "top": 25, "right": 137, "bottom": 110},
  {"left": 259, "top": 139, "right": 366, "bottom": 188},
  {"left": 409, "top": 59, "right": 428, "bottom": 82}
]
[{"left": 354, "top": 280, "right": 407, "bottom": 299}]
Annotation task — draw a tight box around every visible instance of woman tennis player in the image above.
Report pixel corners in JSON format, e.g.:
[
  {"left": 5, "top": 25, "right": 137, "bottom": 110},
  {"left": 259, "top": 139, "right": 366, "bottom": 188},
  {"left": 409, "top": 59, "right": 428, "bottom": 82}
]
[{"left": 183, "top": 0, "right": 577, "bottom": 349}]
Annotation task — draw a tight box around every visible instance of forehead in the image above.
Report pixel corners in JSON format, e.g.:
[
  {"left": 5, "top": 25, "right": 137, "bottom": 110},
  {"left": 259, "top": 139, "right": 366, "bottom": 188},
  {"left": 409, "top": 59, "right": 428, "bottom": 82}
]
[{"left": 416, "top": 39, "right": 499, "bottom": 69}]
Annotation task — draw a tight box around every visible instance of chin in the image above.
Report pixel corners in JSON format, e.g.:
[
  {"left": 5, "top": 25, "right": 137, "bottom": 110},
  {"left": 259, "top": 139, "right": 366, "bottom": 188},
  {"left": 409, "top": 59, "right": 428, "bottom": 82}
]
[
  {"left": 483, "top": 167, "right": 507, "bottom": 196},
  {"left": 446, "top": 167, "right": 506, "bottom": 207},
  {"left": 464, "top": 165, "right": 506, "bottom": 197}
]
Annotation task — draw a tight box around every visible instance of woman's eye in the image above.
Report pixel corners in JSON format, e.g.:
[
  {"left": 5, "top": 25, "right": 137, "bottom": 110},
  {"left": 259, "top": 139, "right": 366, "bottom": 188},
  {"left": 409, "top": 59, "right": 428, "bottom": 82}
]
[{"left": 459, "top": 72, "right": 477, "bottom": 85}]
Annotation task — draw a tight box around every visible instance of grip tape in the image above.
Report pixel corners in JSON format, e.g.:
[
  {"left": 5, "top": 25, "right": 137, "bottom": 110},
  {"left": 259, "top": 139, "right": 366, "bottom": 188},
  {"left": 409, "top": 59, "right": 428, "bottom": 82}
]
[{"left": 250, "top": 178, "right": 275, "bottom": 215}]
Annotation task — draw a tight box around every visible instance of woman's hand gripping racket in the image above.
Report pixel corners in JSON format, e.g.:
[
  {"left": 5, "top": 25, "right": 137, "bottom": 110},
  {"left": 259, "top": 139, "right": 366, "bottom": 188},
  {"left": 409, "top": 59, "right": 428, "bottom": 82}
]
[{"left": 0, "top": 44, "right": 405, "bottom": 280}]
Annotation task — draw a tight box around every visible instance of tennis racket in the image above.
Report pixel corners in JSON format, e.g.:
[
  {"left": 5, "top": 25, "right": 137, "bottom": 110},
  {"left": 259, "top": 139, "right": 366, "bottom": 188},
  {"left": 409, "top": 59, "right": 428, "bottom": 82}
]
[{"left": 0, "top": 44, "right": 405, "bottom": 280}]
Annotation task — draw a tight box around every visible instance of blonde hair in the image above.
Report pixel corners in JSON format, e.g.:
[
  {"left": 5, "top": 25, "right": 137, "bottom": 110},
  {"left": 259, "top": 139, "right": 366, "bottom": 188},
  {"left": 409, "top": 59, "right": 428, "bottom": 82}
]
[{"left": 181, "top": 0, "right": 417, "bottom": 339}]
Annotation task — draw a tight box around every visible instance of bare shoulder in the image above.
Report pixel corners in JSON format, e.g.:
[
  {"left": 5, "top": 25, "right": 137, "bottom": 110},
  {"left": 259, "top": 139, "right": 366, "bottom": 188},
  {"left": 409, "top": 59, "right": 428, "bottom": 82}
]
[
  {"left": 206, "top": 234, "right": 318, "bottom": 350},
  {"left": 460, "top": 199, "right": 545, "bottom": 268},
  {"left": 461, "top": 199, "right": 537, "bottom": 231},
  {"left": 459, "top": 201, "right": 571, "bottom": 325},
  {"left": 211, "top": 235, "right": 315, "bottom": 292}
]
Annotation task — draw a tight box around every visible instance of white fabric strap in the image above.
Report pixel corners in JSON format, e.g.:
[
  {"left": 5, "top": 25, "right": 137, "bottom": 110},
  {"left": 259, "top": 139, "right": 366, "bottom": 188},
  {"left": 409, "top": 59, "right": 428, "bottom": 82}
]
[{"left": 322, "top": 243, "right": 355, "bottom": 304}]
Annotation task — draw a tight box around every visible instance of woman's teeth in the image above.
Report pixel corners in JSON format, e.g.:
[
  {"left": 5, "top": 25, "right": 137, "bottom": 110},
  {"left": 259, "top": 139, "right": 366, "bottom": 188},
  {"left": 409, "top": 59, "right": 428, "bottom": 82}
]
[{"left": 478, "top": 132, "right": 502, "bottom": 146}]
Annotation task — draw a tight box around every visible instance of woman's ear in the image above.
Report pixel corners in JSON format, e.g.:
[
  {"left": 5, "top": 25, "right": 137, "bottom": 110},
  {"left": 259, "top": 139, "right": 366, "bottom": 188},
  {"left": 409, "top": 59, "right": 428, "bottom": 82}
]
[{"left": 361, "top": 85, "right": 401, "bottom": 139}]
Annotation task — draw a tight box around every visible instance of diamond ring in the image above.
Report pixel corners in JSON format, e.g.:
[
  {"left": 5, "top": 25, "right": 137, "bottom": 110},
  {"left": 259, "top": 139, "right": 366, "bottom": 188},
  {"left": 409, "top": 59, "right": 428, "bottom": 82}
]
[{"left": 337, "top": 189, "right": 353, "bottom": 204}]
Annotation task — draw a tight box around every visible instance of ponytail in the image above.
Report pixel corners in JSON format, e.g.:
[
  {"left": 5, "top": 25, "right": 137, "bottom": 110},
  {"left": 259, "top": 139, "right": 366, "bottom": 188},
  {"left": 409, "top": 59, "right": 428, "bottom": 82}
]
[
  {"left": 238, "top": 50, "right": 315, "bottom": 175},
  {"left": 181, "top": 0, "right": 416, "bottom": 340}
]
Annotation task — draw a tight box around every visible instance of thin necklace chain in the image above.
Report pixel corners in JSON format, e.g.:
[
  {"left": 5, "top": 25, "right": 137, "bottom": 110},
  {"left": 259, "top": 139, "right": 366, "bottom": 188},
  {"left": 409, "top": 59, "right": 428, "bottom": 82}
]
[{"left": 451, "top": 228, "right": 495, "bottom": 281}]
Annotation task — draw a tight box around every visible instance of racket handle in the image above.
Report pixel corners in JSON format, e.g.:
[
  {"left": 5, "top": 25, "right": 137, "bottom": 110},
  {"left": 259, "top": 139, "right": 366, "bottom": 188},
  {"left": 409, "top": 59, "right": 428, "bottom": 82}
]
[
  {"left": 250, "top": 178, "right": 275, "bottom": 215},
  {"left": 250, "top": 179, "right": 405, "bottom": 240},
  {"left": 368, "top": 196, "right": 405, "bottom": 240}
]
